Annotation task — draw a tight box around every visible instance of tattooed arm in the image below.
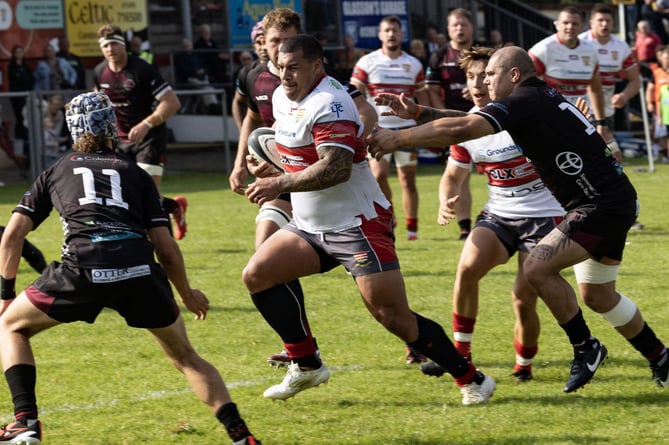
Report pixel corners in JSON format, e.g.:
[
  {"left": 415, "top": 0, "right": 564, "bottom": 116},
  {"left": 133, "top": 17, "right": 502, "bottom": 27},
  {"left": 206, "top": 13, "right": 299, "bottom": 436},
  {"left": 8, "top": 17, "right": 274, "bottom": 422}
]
[
  {"left": 276, "top": 145, "right": 353, "bottom": 193},
  {"left": 246, "top": 145, "right": 353, "bottom": 205}
]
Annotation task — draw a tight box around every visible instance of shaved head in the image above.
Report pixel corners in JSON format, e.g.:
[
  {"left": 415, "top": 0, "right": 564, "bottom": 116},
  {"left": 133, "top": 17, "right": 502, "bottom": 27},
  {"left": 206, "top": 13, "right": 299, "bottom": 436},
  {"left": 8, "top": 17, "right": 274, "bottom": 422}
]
[{"left": 489, "top": 46, "right": 536, "bottom": 79}]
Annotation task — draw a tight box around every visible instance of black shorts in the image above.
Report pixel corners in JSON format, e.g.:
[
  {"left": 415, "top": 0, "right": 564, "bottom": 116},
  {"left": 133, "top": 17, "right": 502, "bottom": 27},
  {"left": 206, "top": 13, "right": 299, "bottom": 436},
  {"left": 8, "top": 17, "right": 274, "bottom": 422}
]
[
  {"left": 118, "top": 125, "right": 168, "bottom": 167},
  {"left": 475, "top": 211, "right": 562, "bottom": 257},
  {"left": 26, "top": 262, "right": 179, "bottom": 328},
  {"left": 557, "top": 200, "right": 638, "bottom": 261}
]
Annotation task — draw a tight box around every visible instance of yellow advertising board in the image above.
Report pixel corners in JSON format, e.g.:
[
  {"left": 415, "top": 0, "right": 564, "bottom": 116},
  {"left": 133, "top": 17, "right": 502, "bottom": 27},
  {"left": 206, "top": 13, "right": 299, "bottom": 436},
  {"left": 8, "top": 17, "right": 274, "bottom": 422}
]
[{"left": 65, "top": 0, "right": 147, "bottom": 57}]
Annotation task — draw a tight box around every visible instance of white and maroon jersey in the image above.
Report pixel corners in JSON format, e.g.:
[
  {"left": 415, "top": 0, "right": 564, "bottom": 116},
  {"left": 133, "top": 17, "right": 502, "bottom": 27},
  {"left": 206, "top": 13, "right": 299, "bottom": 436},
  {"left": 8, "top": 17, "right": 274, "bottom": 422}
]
[
  {"left": 579, "top": 30, "right": 637, "bottom": 117},
  {"left": 450, "top": 107, "right": 563, "bottom": 219},
  {"left": 272, "top": 74, "right": 390, "bottom": 233},
  {"left": 528, "top": 34, "right": 600, "bottom": 106},
  {"left": 351, "top": 49, "right": 426, "bottom": 129}
]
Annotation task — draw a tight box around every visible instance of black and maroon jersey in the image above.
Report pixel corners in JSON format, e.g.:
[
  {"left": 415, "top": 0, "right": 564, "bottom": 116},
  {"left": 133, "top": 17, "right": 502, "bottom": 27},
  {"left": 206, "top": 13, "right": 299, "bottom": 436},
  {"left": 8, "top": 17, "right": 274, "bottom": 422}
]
[
  {"left": 93, "top": 56, "right": 171, "bottom": 140},
  {"left": 14, "top": 149, "right": 170, "bottom": 268},
  {"left": 426, "top": 45, "right": 473, "bottom": 112},
  {"left": 475, "top": 77, "right": 636, "bottom": 211},
  {"left": 237, "top": 61, "right": 280, "bottom": 126}
]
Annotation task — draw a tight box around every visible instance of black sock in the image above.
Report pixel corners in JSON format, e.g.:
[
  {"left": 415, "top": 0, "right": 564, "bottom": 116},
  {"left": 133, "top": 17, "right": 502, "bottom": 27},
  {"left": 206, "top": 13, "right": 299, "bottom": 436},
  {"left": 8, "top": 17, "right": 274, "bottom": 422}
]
[
  {"left": 216, "top": 403, "right": 250, "bottom": 442},
  {"left": 458, "top": 219, "right": 471, "bottom": 233},
  {"left": 559, "top": 308, "right": 592, "bottom": 346},
  {"left": 251, "top": 280, "right": 319, "bottom": 368},
  {"left": 4, "top": 364, "right": 38, "bottom": 421},
  {"left": 407, "top": 312, "right": 471, "bottom": 379},
  {"left": 250, "top": 280, "right": 310, "bottom": 343},
  {"left": 628, "top": 323, "right": 666, "bottom": 360}
]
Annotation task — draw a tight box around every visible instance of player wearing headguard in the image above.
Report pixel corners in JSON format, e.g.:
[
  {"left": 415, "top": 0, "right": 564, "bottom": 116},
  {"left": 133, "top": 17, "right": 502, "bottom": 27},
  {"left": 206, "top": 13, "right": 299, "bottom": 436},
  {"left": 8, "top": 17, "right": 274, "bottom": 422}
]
[{"left": 0, "top": 92, "right": 262, "bottom": 445}]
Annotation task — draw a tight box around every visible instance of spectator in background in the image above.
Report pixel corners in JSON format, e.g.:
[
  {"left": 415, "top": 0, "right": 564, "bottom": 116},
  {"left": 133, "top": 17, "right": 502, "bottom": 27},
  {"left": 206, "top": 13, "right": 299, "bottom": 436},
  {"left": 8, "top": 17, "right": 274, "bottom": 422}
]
[
  {"left": 129, "top": 35, "right": 156, "bottom": 67},
  {"left": 174, "top": 38, "right": 221, "bottom": 115},
  {"left": 194, "top": 24, "right": 230, "bottom": 84},
  {"left": 33, "top": 43, "right": 77, "bottom": 92},
  {"left": 409, "top": 38, "right": 429, "bottom": 70},
  {"left": 40, "top": 94, "right": 71, "bottom": 167},
  {"left": 57, "top": 36, "right": 86, "bottom": 90},
  {"left": 635, "top": 19, "right": 662, "bottom": 69},
  {"left": 488, "top": 29, "right": 505, "bottom": 48},
  {"left": 7, "top": 46, "right": 34, "bottom": 145},
  {"left": 641, "top": 0, "right": 669, "bottom": 44},
  {"left": 238, "top": 51, "right": 255, "bottom": 71},
  {"left": 646, "top": 45, "right": 669, "bottom": 162},
  {"left": 436, "top": 33, "right": 448, "bottom": 48},
  {"left": 424, "top": 26, "right": 441, "bottom": 59},
  {"left": 333, "top": 34, "right": 365, "bottom": 84}
]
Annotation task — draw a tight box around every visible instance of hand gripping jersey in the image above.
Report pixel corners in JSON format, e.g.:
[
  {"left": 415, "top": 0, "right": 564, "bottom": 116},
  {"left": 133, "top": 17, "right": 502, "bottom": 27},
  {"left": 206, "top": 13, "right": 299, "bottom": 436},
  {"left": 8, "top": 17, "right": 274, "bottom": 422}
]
[
  {"left": 528, "top": 34, "right": 600, "bottom": 106},
  {"left": 475, "top": 78, "right": 636, "bottom": 211},
  {"left": 351, "top": 49, "right": 426, "bottom": 128},
  {"left": 272, "top": 75, "right": 390, "bottom": 233},
  {"left": 449, "top": 108, "right": 563, "bottom": 219},
  {"left": 579, "top": 30, "right": 637, "bottom": 118}
]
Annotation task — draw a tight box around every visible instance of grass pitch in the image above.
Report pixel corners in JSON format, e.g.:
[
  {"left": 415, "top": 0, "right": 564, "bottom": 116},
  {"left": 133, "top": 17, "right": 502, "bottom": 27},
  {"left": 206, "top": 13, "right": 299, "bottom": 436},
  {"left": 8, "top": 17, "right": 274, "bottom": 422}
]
[{"left": 0, "top": 157, "right": 667, "bottom": 444}]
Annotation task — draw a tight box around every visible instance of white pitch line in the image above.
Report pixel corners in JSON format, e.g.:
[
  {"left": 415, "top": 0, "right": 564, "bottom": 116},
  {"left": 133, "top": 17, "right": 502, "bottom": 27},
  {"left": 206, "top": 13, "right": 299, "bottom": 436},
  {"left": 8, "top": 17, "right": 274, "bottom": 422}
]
[{"left": 0, "top": 364, "right": 365, "bottom": 422}]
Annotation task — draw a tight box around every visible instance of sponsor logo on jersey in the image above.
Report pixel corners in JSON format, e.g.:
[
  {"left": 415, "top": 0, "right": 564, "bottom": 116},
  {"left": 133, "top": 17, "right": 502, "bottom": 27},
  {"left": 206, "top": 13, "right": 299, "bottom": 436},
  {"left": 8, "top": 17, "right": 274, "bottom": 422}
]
[
  {"left": 329, "top": 133, "right": 352, "bottom": 139},
  {"left": 555, "top": 151, "right": 583, "bottom": 175},
  {"left": 91, "top": 264, "right": 151, "bottom": 283},
  {"left": 255, "top": 94, "right": 269, "bottom": 101},
  {"left": 330, "top": 101, "right": 345, "bottom": 118}
]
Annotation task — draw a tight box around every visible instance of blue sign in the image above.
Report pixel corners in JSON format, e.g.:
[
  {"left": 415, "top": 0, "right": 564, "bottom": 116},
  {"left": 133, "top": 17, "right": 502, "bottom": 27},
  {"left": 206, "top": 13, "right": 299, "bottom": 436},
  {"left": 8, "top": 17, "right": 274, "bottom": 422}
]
[
  {"left": 228, "top": 0, "right": 303, "bottom": 49},
  {"left": 341, "top": 0, "right": 410, "bottom": 50}
]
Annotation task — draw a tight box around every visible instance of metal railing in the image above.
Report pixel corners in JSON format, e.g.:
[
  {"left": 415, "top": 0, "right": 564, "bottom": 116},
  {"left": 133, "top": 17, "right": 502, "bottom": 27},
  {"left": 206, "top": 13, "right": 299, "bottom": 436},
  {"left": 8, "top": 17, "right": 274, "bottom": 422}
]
[{"left": 0, "top": 88, "right": 232, "bottom": 181}]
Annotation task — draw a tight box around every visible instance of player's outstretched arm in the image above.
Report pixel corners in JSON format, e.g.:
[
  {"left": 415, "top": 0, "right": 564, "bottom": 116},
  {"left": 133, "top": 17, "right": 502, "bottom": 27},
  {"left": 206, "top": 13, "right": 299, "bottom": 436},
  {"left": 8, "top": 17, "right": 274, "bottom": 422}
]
[{"left": 149, "top": 226, "right": 209, "bottom": 320}]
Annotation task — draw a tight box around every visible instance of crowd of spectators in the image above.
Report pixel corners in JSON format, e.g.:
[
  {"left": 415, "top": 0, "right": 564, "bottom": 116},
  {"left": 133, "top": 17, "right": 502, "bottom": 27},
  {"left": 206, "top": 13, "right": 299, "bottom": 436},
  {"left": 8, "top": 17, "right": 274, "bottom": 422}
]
[{"left": 5, "top": 3, "right": 669, "bottom": 174}]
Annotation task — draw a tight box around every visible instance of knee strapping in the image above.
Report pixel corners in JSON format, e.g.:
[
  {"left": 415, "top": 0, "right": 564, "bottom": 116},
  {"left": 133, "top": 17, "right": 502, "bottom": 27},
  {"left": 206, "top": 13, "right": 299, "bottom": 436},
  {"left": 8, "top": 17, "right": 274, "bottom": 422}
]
[
  {"left": 255, "top": 205, "right": 291, "bottom": 228},
  {"left": 573, "top": 259, "right": 619, "bottom": 284},
  {"left": 601, "top": 293, "right": 637, "bottom": 327}
]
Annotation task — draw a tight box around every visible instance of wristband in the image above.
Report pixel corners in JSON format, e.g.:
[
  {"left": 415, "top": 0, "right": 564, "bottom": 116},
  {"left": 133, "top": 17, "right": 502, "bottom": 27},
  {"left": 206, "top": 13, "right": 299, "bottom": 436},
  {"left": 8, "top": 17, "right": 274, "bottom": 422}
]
[
  {"left": 142, "top": 120, "right": 153, "bottom": 129},
  {"left": 413, "top": 105, "right": 423, "bottom": 121},
  {"left": 592, "top": 119, "right": 606, "bottom": 126},
  {"left": 1, "top": 276, "right": 16, "bottom": 300}
]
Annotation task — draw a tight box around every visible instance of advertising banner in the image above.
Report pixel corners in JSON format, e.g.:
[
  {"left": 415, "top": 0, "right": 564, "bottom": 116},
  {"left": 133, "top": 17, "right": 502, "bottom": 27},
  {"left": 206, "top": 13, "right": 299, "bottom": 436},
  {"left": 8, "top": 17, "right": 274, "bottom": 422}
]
[
  {"left": 65, "top": 0, "right": 148, "bottom": 57},
  {"left": 228, "top": 0, "right": 302, "bottom": 49},
  {"left": 0, "top": 0, "right": 64, "bottom": 59},
  {"left": 340, "top": 0, "right": 409, "bottom": 51}
]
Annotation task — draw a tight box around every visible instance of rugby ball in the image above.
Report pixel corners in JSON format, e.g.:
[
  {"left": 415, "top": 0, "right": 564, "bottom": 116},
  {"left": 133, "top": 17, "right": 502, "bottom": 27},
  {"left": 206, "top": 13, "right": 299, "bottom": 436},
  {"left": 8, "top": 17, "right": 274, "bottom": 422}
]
[{"left": 248, "top": 127, "right": 283, "bottom": 172}]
